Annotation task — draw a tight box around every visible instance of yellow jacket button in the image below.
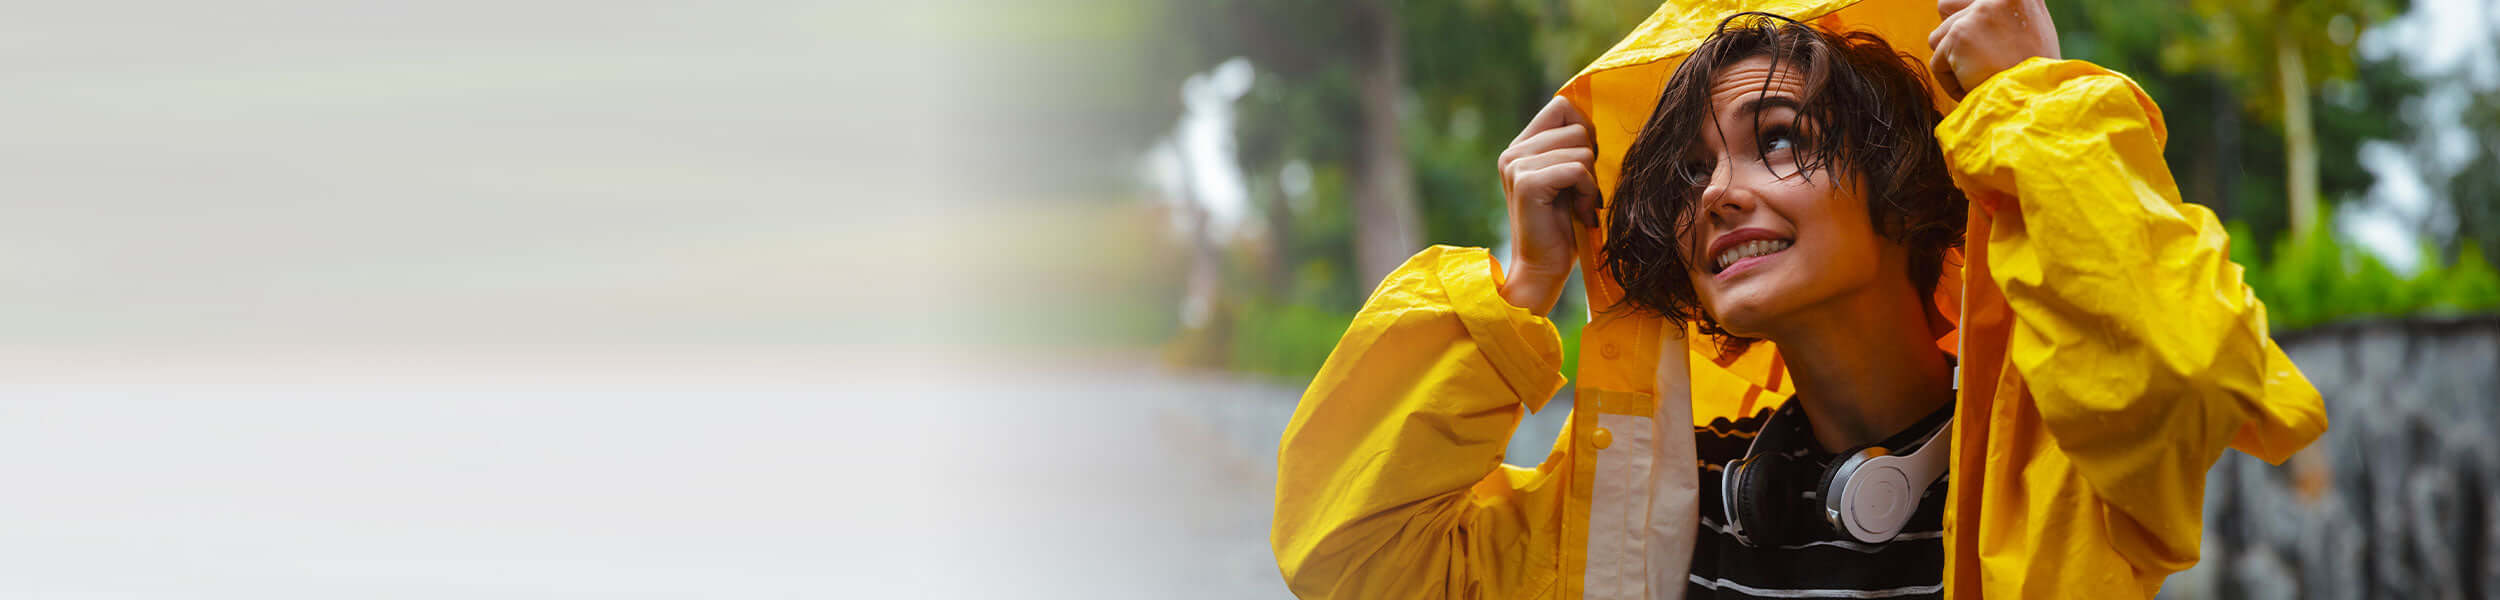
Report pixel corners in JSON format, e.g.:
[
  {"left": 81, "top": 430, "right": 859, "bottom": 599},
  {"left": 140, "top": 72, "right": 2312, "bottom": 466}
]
[
  {"left": 1592, "top": 427, "right": 1613, "bottom": 449},
  {"left": 1601, "top": 344, "right": 1621, "bottom": 359}
]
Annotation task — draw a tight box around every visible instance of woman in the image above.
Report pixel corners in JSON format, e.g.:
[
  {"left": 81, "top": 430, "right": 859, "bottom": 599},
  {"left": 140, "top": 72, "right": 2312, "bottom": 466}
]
[{"left": 1270, "top": 0, "right": 2327, "bottom": 598}]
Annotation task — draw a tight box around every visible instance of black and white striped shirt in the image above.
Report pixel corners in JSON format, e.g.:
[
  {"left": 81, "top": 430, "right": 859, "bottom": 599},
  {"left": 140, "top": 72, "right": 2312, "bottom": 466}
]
[{"left": 1685, "top": 399, "right": 1950, "bottom": 599}]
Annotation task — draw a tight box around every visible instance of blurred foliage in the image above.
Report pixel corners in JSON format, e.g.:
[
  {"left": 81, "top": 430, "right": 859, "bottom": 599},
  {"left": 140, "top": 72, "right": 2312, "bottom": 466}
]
[
  {"left": 2235, "top": 220, "right": 2500, "bottom": 330},
  {"left": 2047, "top": 0, "right": 2422, "bottom": 250},
  {"left": 1151, "top": 0, "right": 1634, "bottom": 378},
  {"left": 1133, "top": 0, "right": 2499, "bottom": 379},
  {"left": 2164, "top": 0, "right": 2397, "bottom": 103},
  {"left": 2164, "top": 0, "right": 2404, "bottom": 231}
]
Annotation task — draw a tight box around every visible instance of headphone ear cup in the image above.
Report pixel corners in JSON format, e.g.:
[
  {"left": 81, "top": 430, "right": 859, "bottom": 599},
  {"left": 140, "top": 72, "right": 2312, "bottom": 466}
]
[
  {"left": 1733, "top": 452, "right": 1793, "bottom": 546},
  {"left": 1817, "top": 446, "right": 1874, "bottom": 535}
]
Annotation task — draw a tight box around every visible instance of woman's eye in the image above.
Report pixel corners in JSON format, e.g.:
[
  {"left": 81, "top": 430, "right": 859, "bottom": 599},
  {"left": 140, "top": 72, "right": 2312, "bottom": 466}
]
[
  {"left": 1678, "top": 159, "right": 1713, "bottom": 186},
  {"left": 1760, "top": 131, "right": 1798, "bottom": 154}
]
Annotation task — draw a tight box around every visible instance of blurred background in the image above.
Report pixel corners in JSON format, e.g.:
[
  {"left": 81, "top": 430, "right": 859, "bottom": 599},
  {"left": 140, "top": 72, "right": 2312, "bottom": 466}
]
[{"left": 3, "top": 0, "right": 2491, "bottom": 598}]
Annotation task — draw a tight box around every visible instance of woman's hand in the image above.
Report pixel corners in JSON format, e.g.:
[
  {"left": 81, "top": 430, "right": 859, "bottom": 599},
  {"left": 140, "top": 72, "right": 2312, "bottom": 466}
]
[
  {"left": 1496, "top": 96, "right": 1601, "bottom": 315},
  {"left": 1927, "top": 0, "right": 2061, "bottom": 100}
]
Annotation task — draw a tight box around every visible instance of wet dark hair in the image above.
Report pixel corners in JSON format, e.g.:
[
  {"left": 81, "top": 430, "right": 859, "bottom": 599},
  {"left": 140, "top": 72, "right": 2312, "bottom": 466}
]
[{"left": 1600, "top": 12, "right": 1964, "bottom": 351}]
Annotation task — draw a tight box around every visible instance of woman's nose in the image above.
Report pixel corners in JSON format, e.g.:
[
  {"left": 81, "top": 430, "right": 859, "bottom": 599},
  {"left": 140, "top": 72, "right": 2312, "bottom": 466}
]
[{"left": 1699, "top": 160, "right": 1749, "bottom": 221}]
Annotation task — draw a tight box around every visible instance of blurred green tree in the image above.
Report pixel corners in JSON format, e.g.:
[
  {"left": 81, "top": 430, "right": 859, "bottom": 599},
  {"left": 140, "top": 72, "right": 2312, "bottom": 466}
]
[
  {"left": 2047, "top": 0, "right": 2422, "bottom": 250},
  {"left": 2161, "top": 0, "right": 2405, "bottom": 235},
  {"left": 1155, "top": 0, "right": 1650, "bottom": 376}
]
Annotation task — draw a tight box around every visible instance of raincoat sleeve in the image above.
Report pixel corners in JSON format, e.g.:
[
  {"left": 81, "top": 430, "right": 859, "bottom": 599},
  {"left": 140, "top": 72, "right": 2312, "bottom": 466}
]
[
  {"left": 1272, "top": 245, "right": 1574, "bottom": 600},
  {"left": 1934, "top": 59, "right": 2328, "bottom": 573}
]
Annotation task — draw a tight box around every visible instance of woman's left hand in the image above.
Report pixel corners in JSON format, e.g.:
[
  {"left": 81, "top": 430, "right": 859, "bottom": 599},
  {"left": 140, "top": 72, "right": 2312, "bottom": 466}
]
[{"left": 1927, "top": 0, "right": 2061, "bottom": 100}]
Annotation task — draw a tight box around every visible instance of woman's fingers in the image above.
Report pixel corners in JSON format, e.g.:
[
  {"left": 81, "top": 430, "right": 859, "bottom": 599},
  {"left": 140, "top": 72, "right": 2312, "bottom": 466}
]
[
  {"left": 1512, "top": 95, "right": 1589, "bottom": 146},
  {"left": 1926, "top": 0, "right": 2062, "bottom": 99},
  {"left": 1507, "top": 145, "right": 1595, "bottom": 180},
  {"left": 1928, "top": 34, "right": 1964, "bottom": 99},
  {"left": 1498, "top": 95, "right": 1601, "bottom": 291},
  {"left": 1927, "top": 7, "right": 1980, "bottom": 99},
  {"left": 1506, "top": 147, "right": 1597, "bottom": 206},
  {"left": 1500, "top": 123, "right": 1592, "bottom": 198},
  {"left": 1927, "top": 6, "right": 1968, "bottom": 55},
  {"left": 1520, "top": 161, "right": 1600, "bottom": 223},
  {"left": 1570, "top": 166, "right": 1602, "bottom": 225},
  {"left": 1506, "top": 123, "right": 1592, "bottom": 165},
  {"left": 1498, "top": 122, "right": 1586, "bottom": 185},
  {"left": 1516, "top": 164, "right": 1578, "bottom": 208}
]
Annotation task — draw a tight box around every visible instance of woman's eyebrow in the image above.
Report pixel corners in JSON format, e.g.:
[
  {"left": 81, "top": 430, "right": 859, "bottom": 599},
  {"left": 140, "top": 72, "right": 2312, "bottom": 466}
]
[{"left": 1735, "top": 94, "right": 1801, "bottom": 117}]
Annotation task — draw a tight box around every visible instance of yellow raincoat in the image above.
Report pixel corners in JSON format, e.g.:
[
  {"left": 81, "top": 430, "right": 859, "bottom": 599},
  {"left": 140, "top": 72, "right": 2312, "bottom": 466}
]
[{"left": 1270, "top": 0, "right": 2329, "bottom": 598}]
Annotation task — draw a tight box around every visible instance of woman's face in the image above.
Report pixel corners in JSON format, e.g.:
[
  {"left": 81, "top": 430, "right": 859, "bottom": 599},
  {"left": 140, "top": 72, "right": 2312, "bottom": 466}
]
[{"left": 1679, "top": 55, "right": 1906, "bottom": 339}]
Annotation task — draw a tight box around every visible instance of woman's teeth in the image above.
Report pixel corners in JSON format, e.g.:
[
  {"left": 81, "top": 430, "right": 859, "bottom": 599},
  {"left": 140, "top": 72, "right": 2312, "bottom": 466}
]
[{"left": 1716, "top": 239, "right": 1792, "bottom": 271}]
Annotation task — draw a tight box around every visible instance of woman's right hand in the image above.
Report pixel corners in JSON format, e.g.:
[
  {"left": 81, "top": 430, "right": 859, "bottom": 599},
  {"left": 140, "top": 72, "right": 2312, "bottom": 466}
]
[{"left": 1496, "top": 95, "right": 1601, "bottom": 315}]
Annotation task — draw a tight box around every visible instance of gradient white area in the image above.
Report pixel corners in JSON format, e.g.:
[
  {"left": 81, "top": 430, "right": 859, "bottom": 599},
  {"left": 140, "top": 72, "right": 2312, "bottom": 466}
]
[
  {"left": 0, "top": 342, "right": 1486, "bottom": 597},
  {"left": 0, "top": 0, "right": 1235, "bottom": 596},
  {"left": 0, "top": 353, "right": 1301, "bottom": 598},
  {"left": 0, "top": 0, "right": 986, "bottom": 347}
]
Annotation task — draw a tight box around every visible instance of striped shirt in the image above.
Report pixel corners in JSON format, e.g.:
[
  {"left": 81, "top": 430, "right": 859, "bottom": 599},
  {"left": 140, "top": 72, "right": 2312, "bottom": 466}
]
[{"left": 1685, "top": 399, "right": 1950, "bottom": 599}]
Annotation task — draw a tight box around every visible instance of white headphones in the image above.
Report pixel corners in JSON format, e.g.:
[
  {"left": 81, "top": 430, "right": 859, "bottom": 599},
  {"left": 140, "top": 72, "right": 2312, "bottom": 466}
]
[
  {"left": 1719, "top": 393, "right": 1953, "bottom": 546},
  {"left": 1817, "top": 417, "right": 1951, "bottom": 543}
]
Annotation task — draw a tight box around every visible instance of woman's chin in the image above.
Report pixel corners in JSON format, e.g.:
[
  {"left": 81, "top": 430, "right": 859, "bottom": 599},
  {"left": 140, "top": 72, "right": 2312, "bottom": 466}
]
[
  {"left": 1704, "top": 311, "right": 1772, "bottom": 340},
  {"left": 1703, "top": 297, "right": 1781, "bottom": 338},
  {"left": 1717, "top": 325, "right": 1770, "bottom": 341},
  {"left": 1700, "top": 277, "right": 1797, "bottom": 332}
]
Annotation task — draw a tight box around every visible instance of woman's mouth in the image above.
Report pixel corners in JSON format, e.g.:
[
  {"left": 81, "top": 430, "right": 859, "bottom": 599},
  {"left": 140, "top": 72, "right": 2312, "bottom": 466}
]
[{"left": 1713, "top": 239, "right": 1791, "bottom": 277}]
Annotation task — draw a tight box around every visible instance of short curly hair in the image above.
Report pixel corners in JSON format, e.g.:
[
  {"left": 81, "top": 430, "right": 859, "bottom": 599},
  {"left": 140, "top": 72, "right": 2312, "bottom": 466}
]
[{"left": 1599, "top": 12, "right": 1965, "bottom": 351}]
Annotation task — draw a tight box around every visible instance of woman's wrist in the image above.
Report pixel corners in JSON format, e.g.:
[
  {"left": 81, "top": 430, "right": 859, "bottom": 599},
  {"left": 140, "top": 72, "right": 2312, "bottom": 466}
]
[{"left": 1500, "top": 261, "right": 1571, "bottom": 316}]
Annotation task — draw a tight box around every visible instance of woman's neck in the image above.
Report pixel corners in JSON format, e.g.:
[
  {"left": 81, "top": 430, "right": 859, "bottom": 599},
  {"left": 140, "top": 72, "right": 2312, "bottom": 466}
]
[{"left": 1758, "top": 284, "right": 1955, "bottom": 454}]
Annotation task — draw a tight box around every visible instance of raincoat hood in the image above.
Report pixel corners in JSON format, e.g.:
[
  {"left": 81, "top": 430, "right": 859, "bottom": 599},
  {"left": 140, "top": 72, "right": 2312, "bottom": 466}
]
[{"left": 1556, "top": 0, "right": 1964, "bottom": 392}]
